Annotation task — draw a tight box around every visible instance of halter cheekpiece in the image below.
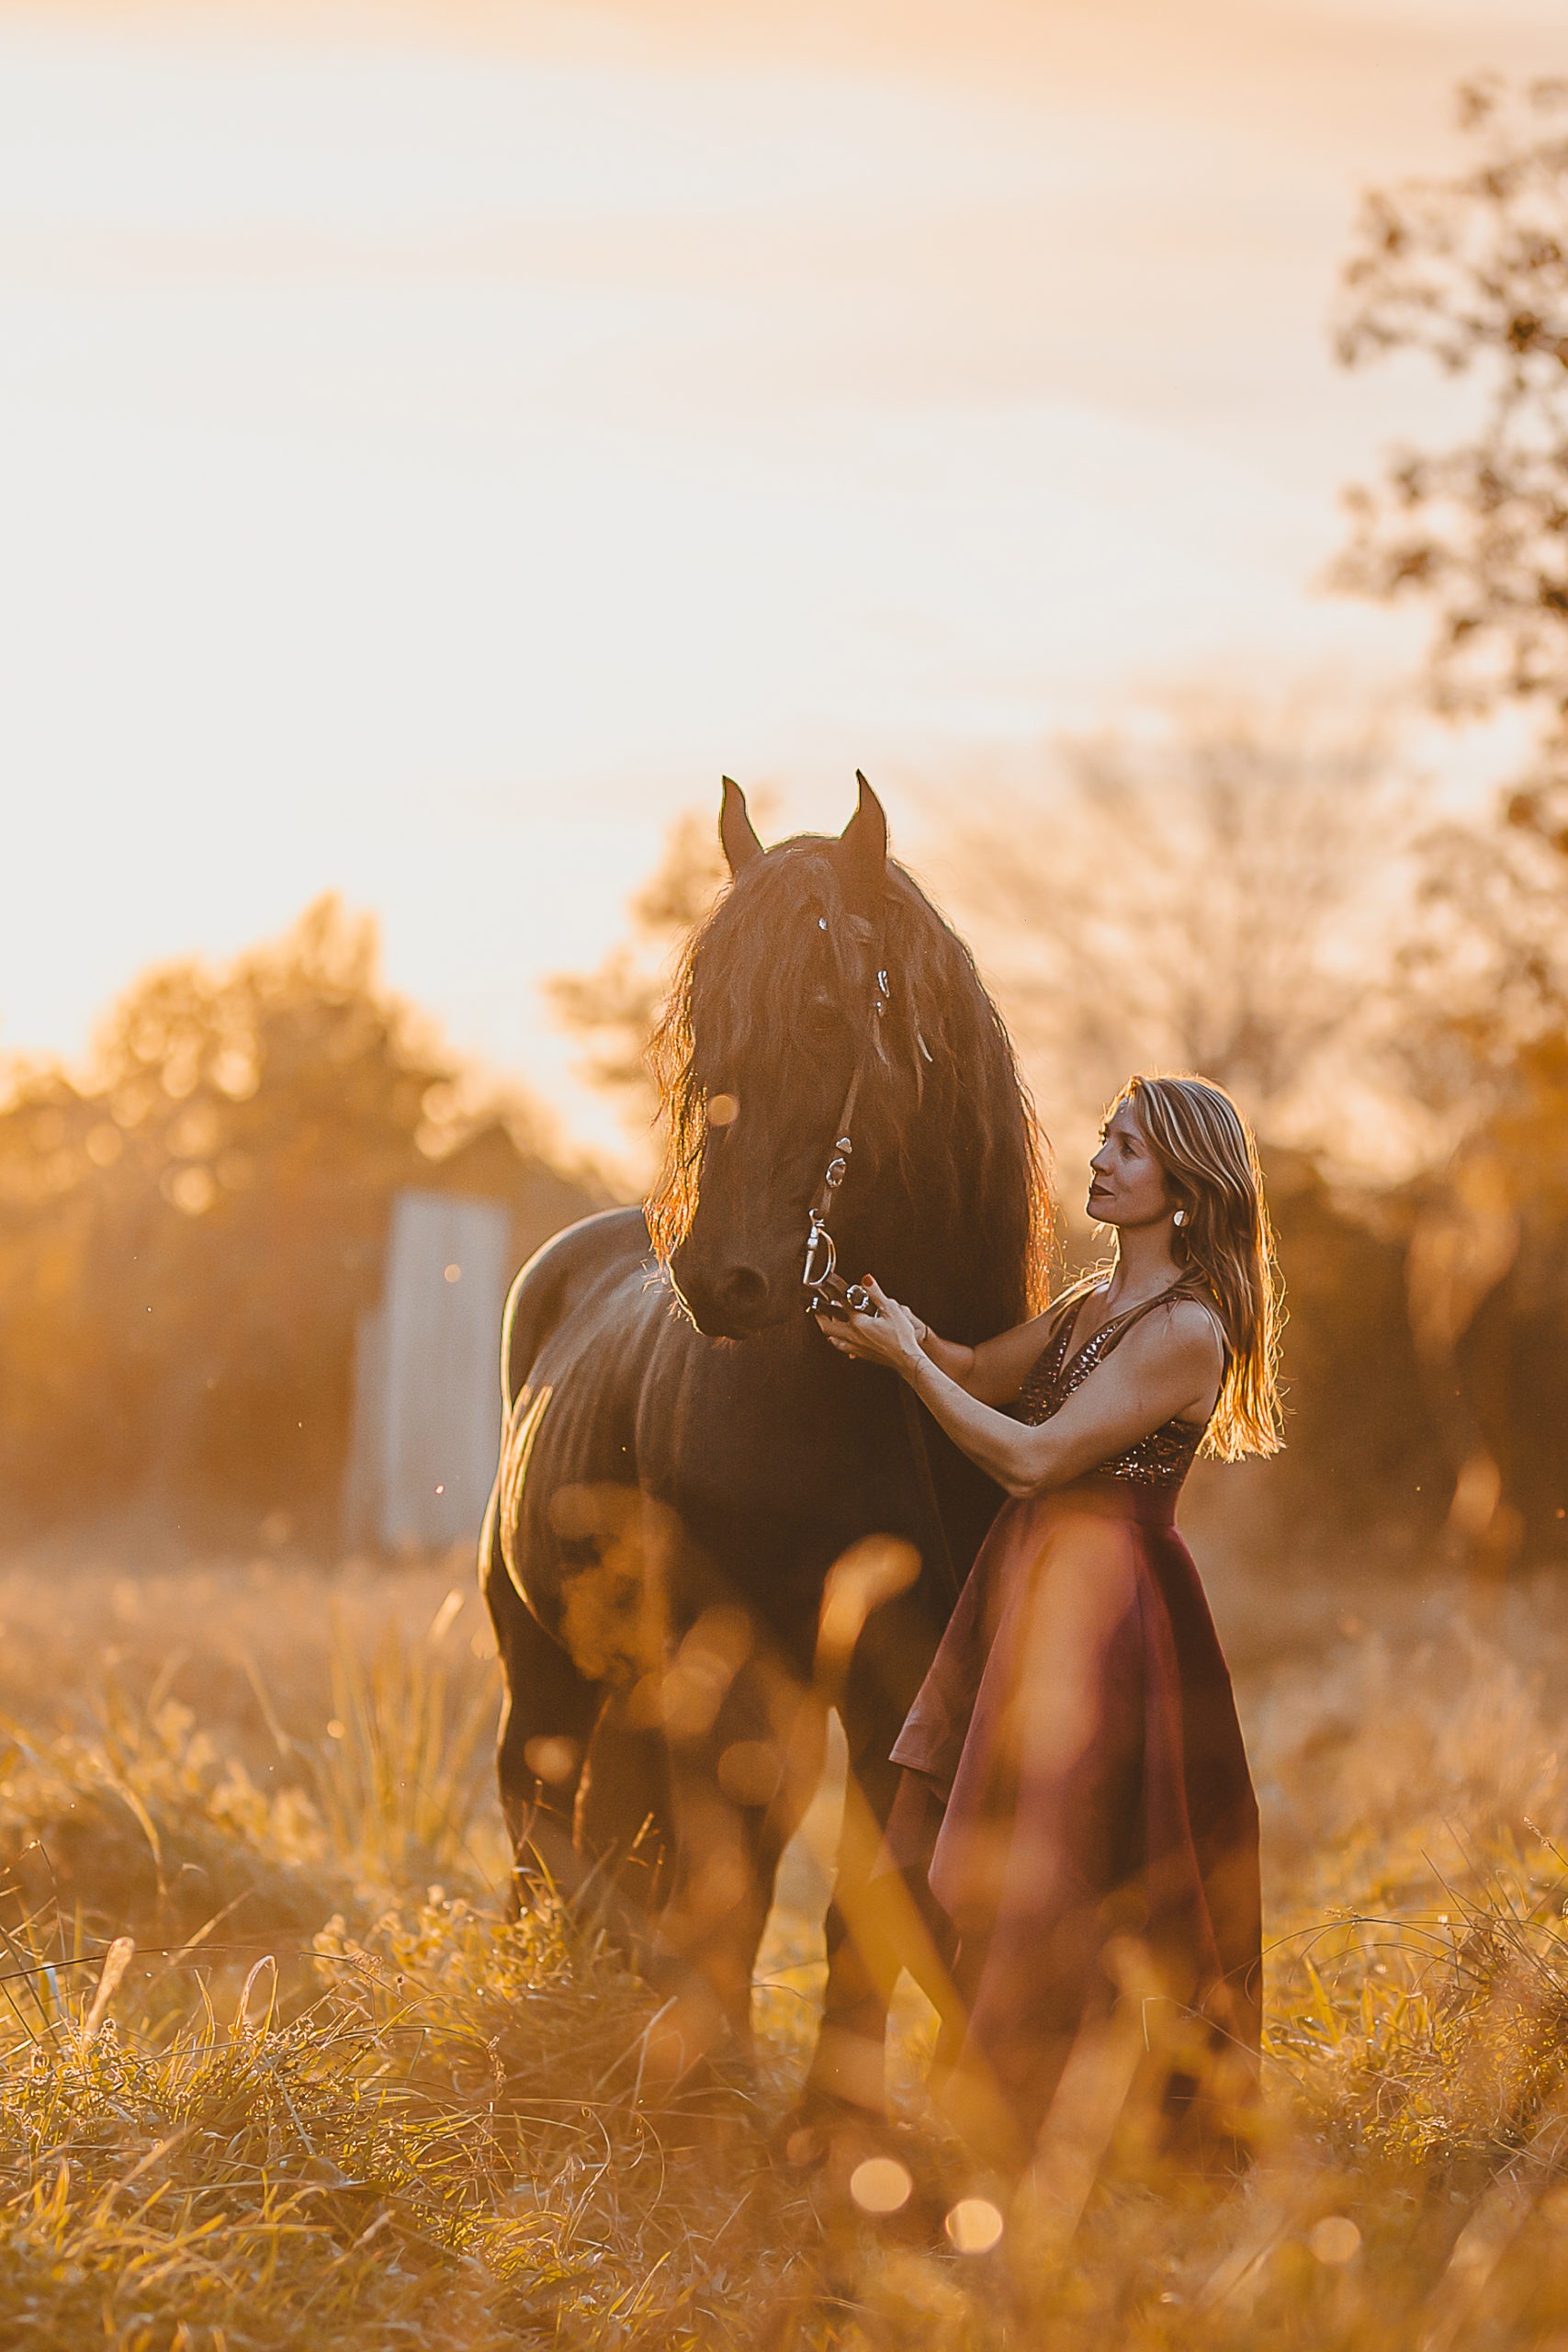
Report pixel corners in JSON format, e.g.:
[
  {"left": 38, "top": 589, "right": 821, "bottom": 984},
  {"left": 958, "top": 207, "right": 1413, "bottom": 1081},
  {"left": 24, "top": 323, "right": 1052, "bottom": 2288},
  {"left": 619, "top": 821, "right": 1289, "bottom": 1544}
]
[{"left": 802, "top": 960, "right": 889, "bottom": 1317}]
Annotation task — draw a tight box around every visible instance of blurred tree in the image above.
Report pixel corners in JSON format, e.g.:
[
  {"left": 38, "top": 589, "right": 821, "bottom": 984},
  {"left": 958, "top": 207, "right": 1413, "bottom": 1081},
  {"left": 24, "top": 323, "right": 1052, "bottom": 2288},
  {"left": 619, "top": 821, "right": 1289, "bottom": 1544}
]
[
  {"left": 1333, "top": 81, "right": 1568, "bottom": 1566},
  {"left": 940, "top": 703, "right": 1414, "bottom": 1165},
  {"left": 938, "top": 708, "right": 1449, "bottom": 1557},
  {"left": 1383, "top": 796, "right": 1568, "bottom": 1140},
  {"left": 546, "top": 806, "right": 730, "bottom": 1154},
  {"left": 1336, "top": 74, "right": 1568, "bottom": 846},
  {"left": 1237, "top": 1151, "right": 1449, "bottom": 1555},
  {"left": 0, "top": 899, "right": 598, "bottom": 1541},
  {"left": 1398, "top": 1029, "right": 1568, "bottom": 1569}
]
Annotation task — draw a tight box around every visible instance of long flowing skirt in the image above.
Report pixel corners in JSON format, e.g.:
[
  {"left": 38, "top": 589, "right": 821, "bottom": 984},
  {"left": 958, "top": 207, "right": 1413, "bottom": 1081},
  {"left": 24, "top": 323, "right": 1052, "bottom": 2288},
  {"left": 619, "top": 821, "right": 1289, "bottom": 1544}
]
[{"left": 884, "top": 1479, "right": 1260, "bottom": 2165}]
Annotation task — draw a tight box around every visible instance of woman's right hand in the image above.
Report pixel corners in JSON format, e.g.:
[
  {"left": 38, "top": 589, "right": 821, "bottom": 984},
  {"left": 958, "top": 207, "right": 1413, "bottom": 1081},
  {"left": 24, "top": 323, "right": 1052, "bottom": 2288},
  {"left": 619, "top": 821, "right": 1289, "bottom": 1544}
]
[{"left": 819, "top": 1277, "right": 928, "bottom": 1377}]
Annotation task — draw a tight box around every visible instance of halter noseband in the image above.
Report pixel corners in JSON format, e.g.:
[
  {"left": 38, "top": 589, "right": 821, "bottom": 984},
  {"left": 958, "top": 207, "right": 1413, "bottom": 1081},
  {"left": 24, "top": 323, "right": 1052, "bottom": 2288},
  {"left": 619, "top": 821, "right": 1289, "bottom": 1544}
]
[{"left": 803, "top": 962, "right": 889, "bottom": 1318}]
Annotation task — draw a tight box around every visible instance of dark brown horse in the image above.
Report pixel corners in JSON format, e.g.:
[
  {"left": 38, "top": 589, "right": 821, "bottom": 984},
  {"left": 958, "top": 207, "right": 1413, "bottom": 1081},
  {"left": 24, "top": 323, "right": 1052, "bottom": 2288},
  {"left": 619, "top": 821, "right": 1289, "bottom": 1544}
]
[{"left": 481, "top": 776, "right": 1048, "bottom": 2109}]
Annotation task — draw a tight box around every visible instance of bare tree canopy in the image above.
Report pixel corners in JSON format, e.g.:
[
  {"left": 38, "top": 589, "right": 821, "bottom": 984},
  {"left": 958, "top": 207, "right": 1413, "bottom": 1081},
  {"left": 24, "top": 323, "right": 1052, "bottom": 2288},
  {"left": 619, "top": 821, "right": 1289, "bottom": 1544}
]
[
  {"left": 546, "top": 809, "right": 728, "bottom": 1153},
  {"left": 939, "top": 705, "right": 1412, "bottom": 1169},
  {"left": 1336, "top": 76, "right": 1568, "bottom": 843}
]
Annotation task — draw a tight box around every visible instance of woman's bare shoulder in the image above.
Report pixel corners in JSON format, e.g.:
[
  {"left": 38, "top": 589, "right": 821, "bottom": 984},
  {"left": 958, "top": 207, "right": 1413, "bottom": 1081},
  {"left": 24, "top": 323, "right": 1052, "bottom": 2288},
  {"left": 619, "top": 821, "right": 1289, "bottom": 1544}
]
[{"left": 1122, "top": 1294, "right": 1224, "bottom": 1368}]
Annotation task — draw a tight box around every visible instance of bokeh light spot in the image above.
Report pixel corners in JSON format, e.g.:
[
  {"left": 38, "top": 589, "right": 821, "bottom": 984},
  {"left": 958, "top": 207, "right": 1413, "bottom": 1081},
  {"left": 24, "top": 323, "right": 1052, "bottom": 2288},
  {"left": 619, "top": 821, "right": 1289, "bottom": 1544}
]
[
  {"left": 524, "top": 1736, "right": 581, "bottom": 1786},
  {"left": 210, "top": 1049, "right": 259, "bottom": 1102},
  {"left": 707, "top": 1092, "right": 739, "bottom": 1127},
  {"left": 850, "top": 2157, "right": 912, "bottom": 2215},
  {"left": 944, "top": 2198, "right": 1004, "bottom": 2254},
  {"left": 166, "top": 1165, "right": 217, "bottom": 1216},
  {"left": 1308, "top": 2216, "right": 1361, "bottom": 2265},
  {"left": 444, "top": 1262, "right": 462, "bottom": 1283}
]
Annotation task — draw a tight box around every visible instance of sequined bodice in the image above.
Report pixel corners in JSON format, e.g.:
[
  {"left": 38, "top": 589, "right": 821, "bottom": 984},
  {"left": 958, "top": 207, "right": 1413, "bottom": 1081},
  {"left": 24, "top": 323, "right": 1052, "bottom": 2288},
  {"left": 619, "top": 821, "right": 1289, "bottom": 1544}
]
[{"left": 1013, "top": 1287, "right": 1214, "bottom": 1490}]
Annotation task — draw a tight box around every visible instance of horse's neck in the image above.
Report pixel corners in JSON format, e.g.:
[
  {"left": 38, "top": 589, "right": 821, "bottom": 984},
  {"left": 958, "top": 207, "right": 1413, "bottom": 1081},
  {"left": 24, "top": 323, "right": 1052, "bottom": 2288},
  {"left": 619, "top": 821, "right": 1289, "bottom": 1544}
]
[{"left": 852, "top": 1162, "right": 1000, "bottom": 1342}]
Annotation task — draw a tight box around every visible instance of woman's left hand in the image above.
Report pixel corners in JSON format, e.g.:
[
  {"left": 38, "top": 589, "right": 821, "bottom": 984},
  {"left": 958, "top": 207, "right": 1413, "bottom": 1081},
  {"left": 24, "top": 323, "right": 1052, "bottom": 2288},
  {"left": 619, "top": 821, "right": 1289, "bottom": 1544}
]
[{"left": 818, "top": 1276, "right": 926, "bottom": 1376}]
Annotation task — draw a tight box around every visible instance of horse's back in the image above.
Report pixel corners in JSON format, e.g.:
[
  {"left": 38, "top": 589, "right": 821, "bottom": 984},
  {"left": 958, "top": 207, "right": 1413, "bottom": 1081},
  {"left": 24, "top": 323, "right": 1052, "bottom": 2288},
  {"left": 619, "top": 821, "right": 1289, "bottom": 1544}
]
[
  {"left": 495, "top": 1204, "right": 681, "bottom": 1639},
  {"left": 502, "top": 1204, "right": 653, "bottom": 1408}
]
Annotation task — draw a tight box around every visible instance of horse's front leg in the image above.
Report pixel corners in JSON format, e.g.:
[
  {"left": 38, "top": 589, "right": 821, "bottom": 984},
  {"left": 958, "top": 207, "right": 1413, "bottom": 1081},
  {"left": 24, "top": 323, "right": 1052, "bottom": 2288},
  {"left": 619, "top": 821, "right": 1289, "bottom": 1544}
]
[{"left": 481, "top": 1481, "right": 602, "bottom": 1905}]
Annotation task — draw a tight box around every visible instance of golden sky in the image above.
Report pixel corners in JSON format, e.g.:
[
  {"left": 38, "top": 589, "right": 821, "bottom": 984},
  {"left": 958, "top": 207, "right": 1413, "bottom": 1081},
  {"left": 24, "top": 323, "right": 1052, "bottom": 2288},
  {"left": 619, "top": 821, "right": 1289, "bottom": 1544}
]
[{"left": 1, "top": 0, "right": 1562, "bottom": 1152}]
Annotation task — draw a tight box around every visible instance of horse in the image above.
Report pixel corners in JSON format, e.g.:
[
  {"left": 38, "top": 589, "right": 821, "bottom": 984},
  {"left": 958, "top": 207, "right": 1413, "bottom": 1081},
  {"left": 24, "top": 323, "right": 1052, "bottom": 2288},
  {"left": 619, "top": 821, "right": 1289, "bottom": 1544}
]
[{"left": 481, "top": 775, "right": 1048, "bottom": 2114}]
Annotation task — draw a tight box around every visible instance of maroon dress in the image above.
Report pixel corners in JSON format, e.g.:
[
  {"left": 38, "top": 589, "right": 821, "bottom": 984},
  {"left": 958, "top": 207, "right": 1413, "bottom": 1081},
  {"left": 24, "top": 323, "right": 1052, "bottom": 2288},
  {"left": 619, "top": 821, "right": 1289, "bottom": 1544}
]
[{"left": 885, "top": 1285, "right": 1261, "bottom": 2163}]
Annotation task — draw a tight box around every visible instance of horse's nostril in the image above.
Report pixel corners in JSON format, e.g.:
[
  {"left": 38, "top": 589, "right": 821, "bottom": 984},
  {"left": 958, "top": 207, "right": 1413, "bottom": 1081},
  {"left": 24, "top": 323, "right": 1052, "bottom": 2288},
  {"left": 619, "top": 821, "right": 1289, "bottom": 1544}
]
[{"left": 716, "top": 1266, "right": 769, "bottom": 1321}]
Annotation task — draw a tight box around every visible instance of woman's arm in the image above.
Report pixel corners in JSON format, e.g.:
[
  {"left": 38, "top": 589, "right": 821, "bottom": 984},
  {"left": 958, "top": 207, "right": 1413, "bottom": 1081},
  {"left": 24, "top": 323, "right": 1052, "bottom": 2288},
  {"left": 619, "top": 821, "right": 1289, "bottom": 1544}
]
[
  {"left": 961, "top": 1305, "right": 1075, "bottom": 1406},
  {"left": 823, "top": 1280, "right": 1221, "bottom": 1498},
  {"left": 843, "top": 1295, "right": 1063, "bottom": 1407}
]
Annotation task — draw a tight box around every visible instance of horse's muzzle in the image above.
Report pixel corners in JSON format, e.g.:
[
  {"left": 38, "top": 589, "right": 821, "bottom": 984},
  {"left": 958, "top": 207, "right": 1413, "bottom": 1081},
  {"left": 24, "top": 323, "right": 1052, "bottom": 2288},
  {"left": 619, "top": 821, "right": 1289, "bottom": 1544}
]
[{"left": 670, "top": 1258, "right": 777, "bottom": 1340}]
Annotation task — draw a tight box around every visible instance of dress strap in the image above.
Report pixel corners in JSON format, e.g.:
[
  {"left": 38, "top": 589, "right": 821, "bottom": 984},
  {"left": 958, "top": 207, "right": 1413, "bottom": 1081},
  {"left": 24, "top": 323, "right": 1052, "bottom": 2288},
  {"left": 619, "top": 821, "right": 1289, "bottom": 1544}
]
[
  {"left": 1093, "top": 1282, "right": 1226, "bottom": 1365},
  {"left": 1043, "top": 1272, "right": 1106, "bottom": 1346}
]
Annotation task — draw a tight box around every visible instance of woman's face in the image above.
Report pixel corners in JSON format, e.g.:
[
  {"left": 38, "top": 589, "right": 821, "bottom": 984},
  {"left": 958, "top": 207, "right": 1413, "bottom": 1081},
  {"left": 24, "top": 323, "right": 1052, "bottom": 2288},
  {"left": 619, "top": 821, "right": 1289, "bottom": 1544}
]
[{"left": 1088, "top": 1099, "right": 1175, "bottom": 1231}]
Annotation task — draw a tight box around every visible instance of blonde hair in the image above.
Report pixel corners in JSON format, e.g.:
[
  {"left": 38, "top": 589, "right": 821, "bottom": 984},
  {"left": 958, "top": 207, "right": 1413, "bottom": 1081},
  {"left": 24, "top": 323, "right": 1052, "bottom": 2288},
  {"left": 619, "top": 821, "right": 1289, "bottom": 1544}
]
[{"left": 1115, "top": 1073, "right": 1284, "bottom": 1462}]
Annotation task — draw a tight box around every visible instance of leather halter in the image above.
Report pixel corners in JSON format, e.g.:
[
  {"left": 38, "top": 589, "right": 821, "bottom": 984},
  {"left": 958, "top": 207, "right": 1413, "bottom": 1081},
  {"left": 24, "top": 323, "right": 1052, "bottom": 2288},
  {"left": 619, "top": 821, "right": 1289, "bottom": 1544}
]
[{"left": 802, "top": 962, "right": 889, "bottom": 1317}]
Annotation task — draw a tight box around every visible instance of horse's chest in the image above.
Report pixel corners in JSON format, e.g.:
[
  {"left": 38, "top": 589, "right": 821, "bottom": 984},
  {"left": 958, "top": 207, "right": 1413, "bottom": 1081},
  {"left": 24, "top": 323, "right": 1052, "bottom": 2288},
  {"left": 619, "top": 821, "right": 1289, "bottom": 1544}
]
[{"left": 509, "top": 1308, "right": 904, "bottom": 1663}]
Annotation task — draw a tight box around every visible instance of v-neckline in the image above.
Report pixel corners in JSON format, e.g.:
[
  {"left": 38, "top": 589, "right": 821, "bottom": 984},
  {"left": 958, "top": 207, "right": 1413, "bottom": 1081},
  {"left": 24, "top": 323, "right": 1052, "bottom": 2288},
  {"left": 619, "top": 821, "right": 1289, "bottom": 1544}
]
[{"left": 1058, "top": 1281, "right": 1182, "bottom": 1380}]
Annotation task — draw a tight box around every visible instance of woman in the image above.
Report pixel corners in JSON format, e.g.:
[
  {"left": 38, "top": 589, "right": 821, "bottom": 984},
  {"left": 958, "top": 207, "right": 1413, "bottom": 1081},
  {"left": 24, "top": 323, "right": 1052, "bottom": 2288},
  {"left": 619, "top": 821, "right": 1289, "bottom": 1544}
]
[{"left": 822, "top": 1073, "right": 1279, "bottom": 2174}]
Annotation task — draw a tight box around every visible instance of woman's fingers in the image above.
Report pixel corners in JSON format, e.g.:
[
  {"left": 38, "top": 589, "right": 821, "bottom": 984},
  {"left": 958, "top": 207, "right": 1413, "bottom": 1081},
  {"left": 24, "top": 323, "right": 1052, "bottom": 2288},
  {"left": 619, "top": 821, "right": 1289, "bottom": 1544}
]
[{"left": 818, "top": 1294, "right": 902, "bottom": 1363}]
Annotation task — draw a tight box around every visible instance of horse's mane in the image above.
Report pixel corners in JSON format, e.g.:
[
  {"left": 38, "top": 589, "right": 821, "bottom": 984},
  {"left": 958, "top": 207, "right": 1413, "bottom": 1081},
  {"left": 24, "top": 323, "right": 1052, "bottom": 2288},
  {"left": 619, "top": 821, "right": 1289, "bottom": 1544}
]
[{"left": 648, "top": 836, "right": 1053, "bottom": 1343}]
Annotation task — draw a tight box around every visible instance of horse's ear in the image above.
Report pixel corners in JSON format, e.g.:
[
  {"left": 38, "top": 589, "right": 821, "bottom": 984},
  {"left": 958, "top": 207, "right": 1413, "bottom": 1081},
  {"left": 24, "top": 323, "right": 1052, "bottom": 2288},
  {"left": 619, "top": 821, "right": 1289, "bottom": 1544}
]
[
  {"left": 719, "top": 775, "right": 764, "bottom": 876},
  {"left": 838, "top": 770, "right": 888, "bottom": 912}
]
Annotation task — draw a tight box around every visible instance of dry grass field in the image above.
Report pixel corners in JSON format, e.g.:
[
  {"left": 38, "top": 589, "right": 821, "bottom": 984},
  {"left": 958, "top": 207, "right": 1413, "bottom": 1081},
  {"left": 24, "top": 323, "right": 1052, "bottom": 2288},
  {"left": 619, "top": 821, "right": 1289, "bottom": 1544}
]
[{"left": 3, "top": 1533, "right": 1568, "bottom": 2347}]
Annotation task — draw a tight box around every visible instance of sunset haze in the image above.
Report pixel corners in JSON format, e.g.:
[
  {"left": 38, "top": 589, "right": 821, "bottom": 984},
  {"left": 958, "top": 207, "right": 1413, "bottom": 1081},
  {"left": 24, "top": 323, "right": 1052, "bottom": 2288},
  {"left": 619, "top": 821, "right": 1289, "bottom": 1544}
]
[{"left": 1, "top": 0, "right": 1561, "bottom": 1148}]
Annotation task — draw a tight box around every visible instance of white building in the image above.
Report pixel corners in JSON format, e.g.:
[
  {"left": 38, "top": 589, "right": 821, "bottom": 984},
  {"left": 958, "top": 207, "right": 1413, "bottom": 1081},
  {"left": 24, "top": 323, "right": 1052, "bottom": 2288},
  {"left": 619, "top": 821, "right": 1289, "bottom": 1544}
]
[{"left": 344, "top": 1188, "right": 512, "bottom": 1553}]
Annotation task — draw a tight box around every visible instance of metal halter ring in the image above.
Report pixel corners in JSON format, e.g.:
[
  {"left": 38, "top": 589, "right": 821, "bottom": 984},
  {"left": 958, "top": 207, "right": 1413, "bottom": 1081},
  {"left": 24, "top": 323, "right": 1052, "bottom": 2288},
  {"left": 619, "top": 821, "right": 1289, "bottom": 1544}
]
[{"left": 803, "top": 1213, "right": 837, "bottom": 1299}]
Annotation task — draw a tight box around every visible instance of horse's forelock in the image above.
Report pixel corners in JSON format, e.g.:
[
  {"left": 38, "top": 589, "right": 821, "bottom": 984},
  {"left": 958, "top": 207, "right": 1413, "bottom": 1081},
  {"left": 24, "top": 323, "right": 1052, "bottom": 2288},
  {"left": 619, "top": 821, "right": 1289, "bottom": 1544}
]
[{"left": 688, "top": 841, "right": 863, "bottom": 1066}]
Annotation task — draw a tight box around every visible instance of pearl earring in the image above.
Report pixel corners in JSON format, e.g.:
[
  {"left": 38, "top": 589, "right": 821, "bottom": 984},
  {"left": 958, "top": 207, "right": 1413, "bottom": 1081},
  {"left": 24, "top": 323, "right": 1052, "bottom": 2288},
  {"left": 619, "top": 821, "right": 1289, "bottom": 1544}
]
[{"left": 1172, "top": 1208, "right": 1188, "bottom": 1228}]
